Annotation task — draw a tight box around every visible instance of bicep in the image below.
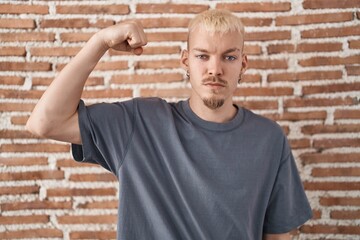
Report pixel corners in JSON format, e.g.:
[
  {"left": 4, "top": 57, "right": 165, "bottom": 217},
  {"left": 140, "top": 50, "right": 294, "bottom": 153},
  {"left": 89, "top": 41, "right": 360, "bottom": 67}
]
[{"left": 263, "top": 233, "right": 291, "bottom": 240}]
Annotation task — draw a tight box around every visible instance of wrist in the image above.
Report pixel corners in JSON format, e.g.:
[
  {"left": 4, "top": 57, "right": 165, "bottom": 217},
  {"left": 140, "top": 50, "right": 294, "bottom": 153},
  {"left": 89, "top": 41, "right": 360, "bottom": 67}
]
[{"left": 92, "top": 30, "right": 110, "bottom": 53}]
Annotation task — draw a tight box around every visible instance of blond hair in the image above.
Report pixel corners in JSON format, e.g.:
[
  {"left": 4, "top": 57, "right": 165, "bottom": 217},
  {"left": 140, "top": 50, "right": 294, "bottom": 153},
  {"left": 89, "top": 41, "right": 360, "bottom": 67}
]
[{"left": 188, "top": 9, "right": 245, "bottom": 36}]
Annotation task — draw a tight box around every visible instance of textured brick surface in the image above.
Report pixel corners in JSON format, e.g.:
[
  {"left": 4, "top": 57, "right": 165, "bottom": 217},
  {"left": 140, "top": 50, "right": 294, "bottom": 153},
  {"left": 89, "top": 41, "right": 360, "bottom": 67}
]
[{"left": 0, "top": 1, "right": 359, "bottom": 239}]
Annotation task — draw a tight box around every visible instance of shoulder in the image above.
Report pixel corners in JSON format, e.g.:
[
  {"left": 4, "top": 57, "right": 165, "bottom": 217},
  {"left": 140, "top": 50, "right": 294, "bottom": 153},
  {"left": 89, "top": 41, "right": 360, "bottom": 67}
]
[{"left": 241, "top": 107, "right": 286, "bottom": 138}]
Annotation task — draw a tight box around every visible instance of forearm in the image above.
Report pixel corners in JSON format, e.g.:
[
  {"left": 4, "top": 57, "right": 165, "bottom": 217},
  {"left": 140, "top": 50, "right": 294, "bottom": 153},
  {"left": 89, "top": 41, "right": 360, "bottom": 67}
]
[{"left": 27, "top": 33, "right": 108, "bottom": 136}]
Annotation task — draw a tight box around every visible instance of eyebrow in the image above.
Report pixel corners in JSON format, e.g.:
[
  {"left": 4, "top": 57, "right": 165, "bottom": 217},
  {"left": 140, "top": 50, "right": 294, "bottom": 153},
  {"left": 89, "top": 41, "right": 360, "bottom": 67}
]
[{"left": 192, "top": 48, "right": 241, "bottom": 54}]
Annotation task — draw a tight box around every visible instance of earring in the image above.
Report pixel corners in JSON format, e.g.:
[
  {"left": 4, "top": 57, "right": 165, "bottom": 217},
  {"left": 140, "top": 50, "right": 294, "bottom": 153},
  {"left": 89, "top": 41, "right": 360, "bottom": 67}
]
[
  {"left": 238, "top": 75, "right": 242, "bottom": 84},
  {"left": 186, "top": 71, "right": 190, "bottom": 78}
]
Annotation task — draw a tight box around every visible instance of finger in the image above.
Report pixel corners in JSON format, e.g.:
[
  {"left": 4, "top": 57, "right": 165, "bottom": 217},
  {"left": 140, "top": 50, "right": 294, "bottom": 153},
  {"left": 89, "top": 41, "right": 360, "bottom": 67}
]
[
  {"left": 132, "top": 47, "right": 143, "bottom": 55},
  {"left": 127, "top": 27, "right": 147, "bottom": 49}
]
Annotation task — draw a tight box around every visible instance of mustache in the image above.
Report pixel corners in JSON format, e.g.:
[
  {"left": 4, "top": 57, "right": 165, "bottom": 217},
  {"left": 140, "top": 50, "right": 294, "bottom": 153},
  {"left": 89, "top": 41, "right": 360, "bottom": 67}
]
[{"left": 202, "top": 76, "right": 228, "bottom": 86}]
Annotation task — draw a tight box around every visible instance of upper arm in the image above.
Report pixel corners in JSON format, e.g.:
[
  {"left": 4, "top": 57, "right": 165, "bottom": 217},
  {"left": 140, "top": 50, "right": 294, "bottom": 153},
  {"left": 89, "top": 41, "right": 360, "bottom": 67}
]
[
  {"left": 263, "top": 232, "right": 291, "bottom": 240},
  {"left": 26, "top": 111, "right": 82, "bottom": 145}
]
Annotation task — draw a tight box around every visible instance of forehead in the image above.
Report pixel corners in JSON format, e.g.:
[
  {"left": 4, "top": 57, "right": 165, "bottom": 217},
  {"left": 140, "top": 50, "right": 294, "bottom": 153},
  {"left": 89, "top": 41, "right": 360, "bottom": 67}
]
[{"left": 188, "top": 26, "right": 244, "bottom": 53}]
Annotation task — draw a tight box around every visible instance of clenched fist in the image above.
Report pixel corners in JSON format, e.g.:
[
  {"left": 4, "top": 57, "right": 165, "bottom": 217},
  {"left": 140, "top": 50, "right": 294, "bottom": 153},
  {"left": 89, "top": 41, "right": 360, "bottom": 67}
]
[{"left": 96, "top": 21, "right": 147, "bottom": 55}]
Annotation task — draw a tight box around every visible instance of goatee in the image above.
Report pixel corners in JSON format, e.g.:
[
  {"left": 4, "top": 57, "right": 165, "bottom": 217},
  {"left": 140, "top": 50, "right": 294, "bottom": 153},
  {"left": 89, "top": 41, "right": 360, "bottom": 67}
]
[{"left": 203, "top": 98, "right": 225, "bottom": 110}]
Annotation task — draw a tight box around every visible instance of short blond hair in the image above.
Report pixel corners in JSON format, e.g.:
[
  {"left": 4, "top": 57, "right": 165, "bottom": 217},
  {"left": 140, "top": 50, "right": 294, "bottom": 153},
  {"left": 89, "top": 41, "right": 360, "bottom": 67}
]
[{"left": 188, "top": 9, "right": 245, "bottom": 36}]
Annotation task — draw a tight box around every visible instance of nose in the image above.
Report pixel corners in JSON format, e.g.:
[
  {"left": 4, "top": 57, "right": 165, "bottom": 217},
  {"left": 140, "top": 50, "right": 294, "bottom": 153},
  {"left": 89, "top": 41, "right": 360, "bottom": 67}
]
[{"left": 207, "top": 57, "right": 223, "bottom": 76}]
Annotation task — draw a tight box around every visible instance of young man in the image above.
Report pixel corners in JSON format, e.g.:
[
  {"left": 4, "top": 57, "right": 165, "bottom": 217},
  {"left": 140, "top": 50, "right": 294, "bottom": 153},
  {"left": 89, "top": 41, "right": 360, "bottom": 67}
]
[{"left": 27, "top": 9, "right": 312, "bottom": 240}]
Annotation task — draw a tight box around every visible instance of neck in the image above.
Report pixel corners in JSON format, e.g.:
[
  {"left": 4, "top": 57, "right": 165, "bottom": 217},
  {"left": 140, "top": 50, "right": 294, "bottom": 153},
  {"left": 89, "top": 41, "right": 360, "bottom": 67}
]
[{"left": 189, "top": 97, "right": 237, "bottom": 123}]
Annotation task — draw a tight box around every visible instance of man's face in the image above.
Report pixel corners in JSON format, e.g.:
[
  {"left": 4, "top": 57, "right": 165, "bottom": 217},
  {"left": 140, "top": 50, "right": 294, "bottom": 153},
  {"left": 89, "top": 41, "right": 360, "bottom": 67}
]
[{"left": 181, "top": 26, "right": 247, "bottom": 110}]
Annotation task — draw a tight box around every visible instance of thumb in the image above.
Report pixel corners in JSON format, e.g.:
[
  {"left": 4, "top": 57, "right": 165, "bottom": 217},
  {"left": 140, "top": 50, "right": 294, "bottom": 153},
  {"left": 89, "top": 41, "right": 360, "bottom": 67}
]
[{"left": 132, "top": 47, "right": 143, "bottom": 55}]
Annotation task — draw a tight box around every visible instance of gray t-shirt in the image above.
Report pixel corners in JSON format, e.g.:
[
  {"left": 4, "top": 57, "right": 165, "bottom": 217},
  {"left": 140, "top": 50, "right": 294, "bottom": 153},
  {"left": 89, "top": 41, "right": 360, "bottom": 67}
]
[{"left": 72, "top": 97, "right": 312, "bottom": 240}]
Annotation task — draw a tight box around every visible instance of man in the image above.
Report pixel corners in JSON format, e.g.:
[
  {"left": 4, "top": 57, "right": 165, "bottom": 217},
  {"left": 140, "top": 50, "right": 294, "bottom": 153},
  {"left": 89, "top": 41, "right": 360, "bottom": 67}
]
[{"left": 27, "top": 9, "right": 312, "bottom": 240}]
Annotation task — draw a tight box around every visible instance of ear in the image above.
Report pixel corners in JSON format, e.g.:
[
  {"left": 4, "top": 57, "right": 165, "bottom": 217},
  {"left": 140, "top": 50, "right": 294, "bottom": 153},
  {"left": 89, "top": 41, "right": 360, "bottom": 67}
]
[
  {"left": 180, "top": 49, "right": 189, "bottom": 70},
  {"left": 240, "top": 54, "right": 248, "bottom": 75}
]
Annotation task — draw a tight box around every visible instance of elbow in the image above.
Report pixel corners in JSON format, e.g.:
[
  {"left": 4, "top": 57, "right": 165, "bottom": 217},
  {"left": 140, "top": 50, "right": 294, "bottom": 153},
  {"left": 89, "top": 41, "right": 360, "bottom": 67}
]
[{"left": 26, "top": 116, "right": 52, "bottom": 138}]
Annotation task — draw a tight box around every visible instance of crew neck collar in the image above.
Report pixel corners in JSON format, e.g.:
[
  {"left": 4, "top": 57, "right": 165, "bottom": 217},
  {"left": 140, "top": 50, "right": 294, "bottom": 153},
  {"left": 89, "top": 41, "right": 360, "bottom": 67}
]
[{"left": 181, "top": 99, "right": 244, "bottom": 131}]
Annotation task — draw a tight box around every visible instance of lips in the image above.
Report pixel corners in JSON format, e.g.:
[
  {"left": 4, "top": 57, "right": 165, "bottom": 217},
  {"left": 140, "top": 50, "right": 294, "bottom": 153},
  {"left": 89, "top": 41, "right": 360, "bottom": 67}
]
[{"left": 202, "top": 76, "right": 227, "bottom": 88}]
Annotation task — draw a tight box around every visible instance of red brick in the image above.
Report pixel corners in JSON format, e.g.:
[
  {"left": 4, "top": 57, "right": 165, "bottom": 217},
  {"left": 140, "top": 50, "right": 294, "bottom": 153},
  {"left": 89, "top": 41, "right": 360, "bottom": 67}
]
[
  {"left": 111, "top": 73, "right": 183, "bottom": 84},
  {"left": 242, "top": 74, "right": 262, "bottom": 83},
  {"left": 313, "top": 138, "right": 360, "bottom": 149},
  {"left": 346, "top": 65, "right": 360, "bottom": 75},
  {"left": 0, "top": 62, "right": 51, "bottom": 71},
  {"left": 289, "top": 138, "right": 311, "bottom": 149},
  {"left": 276, "top": 12, "right": 353, "bottom": 26},
  {"left": 0, "top": 129, "right": 37, "bottom": 139},
  {"left": 31, "top": 47, "right": 81, "bottom": 57},
  {"left": 0, "top": 186, "right": 39, "bottom": 195},
  {"left": 136, "top": 4, "right": 209, "bottom": 13},
  {"left": 0, "top": 32, "right": 55, "bottom": 42},
  {"left": 245, "top": 30, "right": 291, "bottom": 41},
  {"left": 248, "top": 59, "right": 288, "bottom": 69},
  {"left": 312, "top": 167, "right": 360, "bottom": 177},
  {"left": 40, "top": 19, "right": 90, "bottom": 28},
  {"left": 58, "top": 215, "right": 117, "bottom": 224},
  {"left": 0, "top": 103, "right": 35, "bottom": 112},
  {"left": 0, "top": 143, "right": 70, "bottom": 153},
  {"left": 268, "top": 42, "right": 342, "bottom": 54},
  {"left": 70, "top": 231, "right": 116, "bottom": 239},
  {"left": 302, "top": 82, "right": 360, "bottom": 95},
  {"left": 47, "top": 188, "right": 116, "bottom": 197},
  {"left": 0, "top": 47, "right": 26, "bottom": 56},
  {"left": 334, "top": 109, "right": 360, "bottom": 119},
  {"left": 302, "top": 26, "right": 360, "bottom": 39},
  {"left": 0, "top": 89, "right": 44, "bottom": 99},
  {"left": 11, "top": 116, "right": 29, "bottom": 125},
  {"left": 139, "top": 18, "right": 190, "bottom": 28},
  {"left": 235, "top": 87, "right": 293, "bottom": 96},
  {"left": 285, "top": 97, "right": 355, "bottom": 108},
  {"left": 81, "top": 89, "right": 132, "bottom": 99},
  {"left": 60, "top": 32, "right": 94, "bottom": 42},
  {"left": 241, "top": 18, "right": 272, "bottom": 27},
  {"left": 94, "top": 61, "right": 128, "bottom": 71},
  {"left": 135, "top": 59, "right": 180, "bottom": 69},
  {"left": 0, "top": 76, "right": 25, "bottom": 85},
  {"left": 299, "top": 55, "right": 360, "bottom": 67},
  {"left": 217, "top": 2, "right": 291, "bottom": 12},
  {"left": 320, "top": 197, "right": 360, "bottom": 206},
  {"left": 147, "top": 32, "right": 188, "bottom": 42},
  {"left": 300, "top": 152, "right": 360, "bottom": 164},
  {"left": 0, "top": 19, "right": 35, "bottom": 29},
  {"left": 268, "top": 70, "right": 342, "bottom": 82},
  {"left": 77, "top": 200, "right": 118, "bottom": 209},
  {"left": 0, "top": 215, "right": 49, "bottom": 225},
  {"left": 57, "top": 4, "right": 129, "bottom": 15},
  {"left": 304, "top": 181, "right": 360, "bottom": 191},
  {"left": 244, "top": 44, "right": 262, "bottom": 55},
  {"left": 69, "top": 173, "right": 116, "bottom": 182},
  {"left": 349, "top": 40, "right": 360, "bottom": 49},
  {"left": 1, "top": 200, "right": 72, "bottom": 211},
  {"left": 303, "top": 0, "right": 360, "bottom": 9},
  {"left": 0, "top": 229, "right": 63, "bottom": 239},
  {"left": 331, "top": 210, "right": 360, "bottom": 219},
  {"left": 234, "top": 100, "right": 278, "bottom": 110},
  {"left": 0, "top": 157, "right": 47, "bottom": 166},
  {"left": 0, "top": 170, "right": 64, "bottom": 181},
  {"left": 302, "top": 124, "right": 360, "bottom": 134},
  {"left": 264, "top": 111, "right": 327, "bottom": 121},
  {"left": 0, "top": 4, "right": 49, "bottom": 14},
  {"left": 141, "top": 88, "right": 191, "bottom": 98}
]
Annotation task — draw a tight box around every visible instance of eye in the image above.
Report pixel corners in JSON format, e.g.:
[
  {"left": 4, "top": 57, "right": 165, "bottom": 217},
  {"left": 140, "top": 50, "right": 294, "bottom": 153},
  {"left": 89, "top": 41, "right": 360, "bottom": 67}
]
[
  {"left": 196, "top": 54, "right": 209, "bottom": 60},
  {"left": 224, "top": 55, "right": 237, "bottom": 61}
]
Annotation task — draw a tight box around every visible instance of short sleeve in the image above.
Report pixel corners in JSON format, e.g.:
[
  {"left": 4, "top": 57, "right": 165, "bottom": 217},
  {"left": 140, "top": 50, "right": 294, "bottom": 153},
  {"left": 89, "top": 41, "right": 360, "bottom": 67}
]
[
  {"left": 263, "top": 138, "right": 313, "bottom": 233},
  {"left": 71, "top": 99, "right": 135, "bottom": 176}
]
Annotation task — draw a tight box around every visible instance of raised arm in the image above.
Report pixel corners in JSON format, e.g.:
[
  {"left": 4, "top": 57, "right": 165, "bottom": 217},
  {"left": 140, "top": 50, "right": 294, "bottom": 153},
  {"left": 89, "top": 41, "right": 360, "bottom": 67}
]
[{"left": 26, "top": 21, "right": 147, "bottom": 144}]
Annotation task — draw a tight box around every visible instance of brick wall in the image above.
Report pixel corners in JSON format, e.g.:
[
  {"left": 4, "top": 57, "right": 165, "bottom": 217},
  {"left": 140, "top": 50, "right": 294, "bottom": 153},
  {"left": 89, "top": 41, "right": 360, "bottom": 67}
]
[{"left": 0, "top": 0, "right": 359, "bottom": 239}]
